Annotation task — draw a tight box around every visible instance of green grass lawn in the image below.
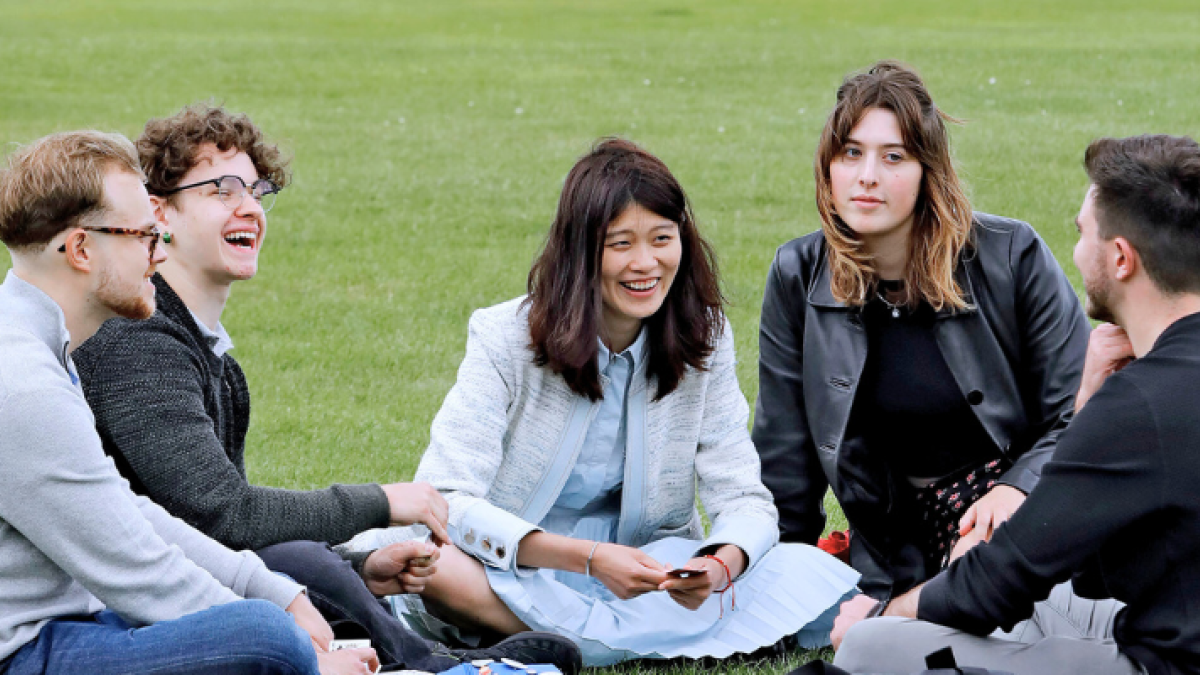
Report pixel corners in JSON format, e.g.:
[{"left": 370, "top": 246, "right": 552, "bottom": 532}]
[{"left": 2, "top": 0, "right": 1198, "bottom": 672}]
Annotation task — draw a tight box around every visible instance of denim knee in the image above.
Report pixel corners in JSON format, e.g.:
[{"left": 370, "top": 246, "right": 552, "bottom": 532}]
[{"left": 221, "top": 599, "right": 319, "bottom": 675}]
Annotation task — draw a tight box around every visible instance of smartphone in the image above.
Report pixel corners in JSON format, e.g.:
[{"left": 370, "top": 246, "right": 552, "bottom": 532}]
[{"left": 666, "top": 567, "right": 708, "bottom": 579}]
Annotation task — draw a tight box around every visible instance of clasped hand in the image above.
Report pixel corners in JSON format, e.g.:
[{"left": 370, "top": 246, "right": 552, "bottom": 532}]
[
  {"left": 588, "top": 543, "right": 727, "bottom": 610},
  {"left": 362, "top": 539, "right": 441, "bottom": 595}
]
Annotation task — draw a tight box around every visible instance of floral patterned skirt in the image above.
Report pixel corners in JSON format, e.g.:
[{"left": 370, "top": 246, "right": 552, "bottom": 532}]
[{"left": 912, "top": 458, "right": 1006, "bottom": 572}]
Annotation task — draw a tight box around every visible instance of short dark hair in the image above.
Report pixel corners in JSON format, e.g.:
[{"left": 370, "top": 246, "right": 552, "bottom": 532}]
[
  {"left": 0, "top": 130, "right": 143, "bottom": 250},
  {"left": 526, "top": 138, "right": 725, "bottom": 401},
  {"left": 138, "top": 103, "right": 290, "bottom": 202},
  {"left": 1085, "top": 134, "right": 1200, "bottom": 294}
]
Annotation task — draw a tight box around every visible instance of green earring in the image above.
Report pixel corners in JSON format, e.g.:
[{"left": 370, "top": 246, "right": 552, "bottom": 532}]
[{"left": 162, "top": 232, "right": 172, "bottom": 244}]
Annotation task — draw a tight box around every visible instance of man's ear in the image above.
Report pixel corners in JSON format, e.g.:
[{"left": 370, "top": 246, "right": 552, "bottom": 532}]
[
  {"left": 1111, "top": 236, "right": 1139, "bottom": 282},
  {"left": 149, "top": 194, "right": 171, "bottom": 229},
  {"left": 62, "top": 230, "right": 93, "bottom": 273}
]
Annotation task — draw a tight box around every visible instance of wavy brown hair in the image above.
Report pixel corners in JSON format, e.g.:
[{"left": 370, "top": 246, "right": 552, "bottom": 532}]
[
  {"left": 814, "top": 60, "right": 973, "bottom": 310},
  {"left": 137, "top": 103, "right": 291, "bottom": 201},
  {"left": 526, "top": 138, "right": 724, "bottom": 401}
]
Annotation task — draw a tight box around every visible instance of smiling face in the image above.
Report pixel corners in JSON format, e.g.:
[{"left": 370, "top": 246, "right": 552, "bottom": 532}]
[
  {"left": 829, "top": 108, "right": 924, "bottom": 250},
  {"left": 157, "top": 144, "right": 266, "bottom": 290},
  {"left": 599, "top": 203, "right": 682, "bottom": 346},
  {"left": 93, "top": 168, "right": 168, "bottom": 320}
]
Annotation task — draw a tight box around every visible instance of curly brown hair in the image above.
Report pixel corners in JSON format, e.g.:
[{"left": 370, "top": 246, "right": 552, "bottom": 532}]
[{"left": 137, "top": 104, "right": 291, "bottom": 203}]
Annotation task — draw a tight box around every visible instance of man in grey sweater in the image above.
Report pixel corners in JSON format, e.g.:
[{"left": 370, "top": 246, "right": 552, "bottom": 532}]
[
  {"left": 0, "top": 131, "right": 379, "bottom": 674},
  {"left": 71, "top": 105, "right": 582, "bottom": 675}
]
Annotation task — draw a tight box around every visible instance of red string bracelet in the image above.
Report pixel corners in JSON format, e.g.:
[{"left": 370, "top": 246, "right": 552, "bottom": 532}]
[{"left": 703, "top": 554, "right": 735, "bottom": 618}]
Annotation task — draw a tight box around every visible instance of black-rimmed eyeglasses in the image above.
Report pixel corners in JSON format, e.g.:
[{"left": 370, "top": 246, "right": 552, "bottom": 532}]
[
  {"left": 164, "top": 175, "right": 281, "bottom": 213},
  {"left": 57, "top": 226, "right": 164, "bottom": 258}
]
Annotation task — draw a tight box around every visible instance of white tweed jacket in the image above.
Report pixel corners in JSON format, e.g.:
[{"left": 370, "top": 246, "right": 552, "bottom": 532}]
[{"left": 409, "top": 297, "right": 780, "bottom": 575}]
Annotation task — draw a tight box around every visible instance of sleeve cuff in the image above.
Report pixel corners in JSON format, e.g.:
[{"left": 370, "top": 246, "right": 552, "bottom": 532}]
[
  {"left": 243, "top": 564, "right": 306, "bottom": 610},
  {"left": 694, "top": 514, "right": 779, "bottom": 575},
  {"left": 456, "top": 501, "right": 542, "bottom": 572},
  {"left": 916, "top": 572, "right": 952, "bottom": 623},
  {"left": 342, "top": 483, "right": 392, "bottom": 530},
  {"left": 998, "top": 466, "right": 1038, "bottom": 494},
  {"left": 340, "top": 548, "right": 374, "bottom": 579}
]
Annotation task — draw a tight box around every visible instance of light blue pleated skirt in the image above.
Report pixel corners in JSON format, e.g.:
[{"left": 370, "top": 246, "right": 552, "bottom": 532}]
[{"left": 486, "top": 537, "right": 860, "bottom": 666}]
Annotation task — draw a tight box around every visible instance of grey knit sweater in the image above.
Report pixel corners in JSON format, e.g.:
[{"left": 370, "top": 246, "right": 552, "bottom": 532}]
[
  {"left": 0, "top": 271, "right": 302, "bottom": 662},
  {"left": 72, "top": 275, "right": 390, "bottom": 551}
]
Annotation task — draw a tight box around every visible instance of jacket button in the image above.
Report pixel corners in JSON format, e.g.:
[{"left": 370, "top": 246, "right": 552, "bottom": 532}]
[
  {"left": 967, "top": 390, "right": 984, "bottom": 405},
  {"left": 464, "top": 531, "right": 476, "bottom": 545},
  {"left": 482, "top": 538, "right": 492, "bottom": 552},
  {"left": 496, "top": 546, "right": 506, "bottom": 559}
]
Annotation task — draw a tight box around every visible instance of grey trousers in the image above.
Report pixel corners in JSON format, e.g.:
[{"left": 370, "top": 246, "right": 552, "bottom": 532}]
[{"left": 833, "top": 583, "right": 1144, "bottom": 675}]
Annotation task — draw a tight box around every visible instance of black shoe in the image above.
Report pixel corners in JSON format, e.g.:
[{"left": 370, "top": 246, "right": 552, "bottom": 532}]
[{"left": 445, "top": 632, "right": 582, "bottom": 675}]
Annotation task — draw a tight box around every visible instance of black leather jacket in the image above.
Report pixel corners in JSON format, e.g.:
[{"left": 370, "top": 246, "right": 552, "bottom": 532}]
[{"left": 752, "top": 213, "right": 1090, "bottom": 599}]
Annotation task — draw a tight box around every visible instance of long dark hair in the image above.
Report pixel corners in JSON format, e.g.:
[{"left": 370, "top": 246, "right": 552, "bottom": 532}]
[{"left": 526, "top": 138, "right": 724, "bottom": 401}]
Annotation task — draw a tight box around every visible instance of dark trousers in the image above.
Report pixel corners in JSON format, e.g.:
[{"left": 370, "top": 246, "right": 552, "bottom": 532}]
[{"left": 256, "top": 541, "right": 456, "bottom": 673}]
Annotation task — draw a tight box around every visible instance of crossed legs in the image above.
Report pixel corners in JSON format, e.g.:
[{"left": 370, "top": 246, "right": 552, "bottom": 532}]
[
  {"left": 418, "top": 543, "right": 530, "bottom": 636},
  {"left": 833, "top": 583, "right": 1142, "bottom": 675}
]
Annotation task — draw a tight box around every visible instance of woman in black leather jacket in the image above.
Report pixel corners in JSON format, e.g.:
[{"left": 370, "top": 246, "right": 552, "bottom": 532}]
[{"left": 752, "top": 61, "right": 1090, "bottom": 600}]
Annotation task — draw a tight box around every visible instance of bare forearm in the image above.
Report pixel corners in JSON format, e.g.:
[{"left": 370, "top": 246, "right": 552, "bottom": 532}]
[
  {"left": 1075, "top": 370, "right": 1109, "bottom": 413},
  {"left": 514, "top": 531, "right": 594, "bottom": 573},
  {"left": 709, "top": 544, "right": 748, "bottom": 581},
  {"left": 883, "top": 584, "right": 922, "bottom": 618},
  {"left": 1075, "top": 323, "right": 1136, "bottom": 413}
]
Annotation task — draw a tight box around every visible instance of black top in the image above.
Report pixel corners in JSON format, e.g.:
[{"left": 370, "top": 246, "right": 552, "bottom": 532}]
[
  {"left": 753, "top": 213, "right": 1090, "bottom": 599},
  {"left": 920, "top": 311, "right": 1200, "bottom": 675},
  {"left": 857, "top": 283, "right": 998, "bottom": 480}
]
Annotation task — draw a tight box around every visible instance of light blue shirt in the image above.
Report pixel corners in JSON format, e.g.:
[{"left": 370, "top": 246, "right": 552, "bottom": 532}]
[{"left": 541, "top": 329, "right": 647, "bottom": 538}]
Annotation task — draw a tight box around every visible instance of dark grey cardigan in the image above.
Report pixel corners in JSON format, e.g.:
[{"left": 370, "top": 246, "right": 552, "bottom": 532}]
[{"left": 73, "top": 274, "right": 390, "bottom": 551}]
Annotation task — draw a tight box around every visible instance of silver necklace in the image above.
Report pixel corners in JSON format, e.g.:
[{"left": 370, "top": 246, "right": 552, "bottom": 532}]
[{"left": 876, "top": 291, "right": 903, "bottom": 318}]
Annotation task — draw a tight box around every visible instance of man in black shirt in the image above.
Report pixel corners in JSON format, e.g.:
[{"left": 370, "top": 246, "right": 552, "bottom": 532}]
[{"left": 832, "top": 134, "right": 1200, "bottom": 675}]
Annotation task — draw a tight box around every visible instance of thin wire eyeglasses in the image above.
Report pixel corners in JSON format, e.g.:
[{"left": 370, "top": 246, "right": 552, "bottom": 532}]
[
  {"left": 164, "top": 175, "right": 281, "bottom": 213},
  {"left": 57, "top": 226, "right": 164, "bottom": 257}
]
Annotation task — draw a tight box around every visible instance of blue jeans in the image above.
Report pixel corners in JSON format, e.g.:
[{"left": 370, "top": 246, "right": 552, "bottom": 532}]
[{"left": 4, "top": 599, "right": 319, "bottom": 675}]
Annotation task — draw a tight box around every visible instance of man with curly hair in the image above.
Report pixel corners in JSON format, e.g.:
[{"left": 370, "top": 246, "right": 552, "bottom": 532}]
[
  {"left": 0, "top": 129, "right": 365, "bottom": 675},
  {"left": 71, "top": 105, "right": 581, "bottom": 675}
]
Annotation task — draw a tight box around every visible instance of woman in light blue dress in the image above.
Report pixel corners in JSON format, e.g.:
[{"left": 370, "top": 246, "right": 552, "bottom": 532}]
[{"left": 358, "top": 139, "right": 859, "bottom": 666}]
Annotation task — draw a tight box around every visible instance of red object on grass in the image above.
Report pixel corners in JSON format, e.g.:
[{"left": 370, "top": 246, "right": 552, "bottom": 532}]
[{"left": 817, "top": 530, "right": 851, "bottom": 564}]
